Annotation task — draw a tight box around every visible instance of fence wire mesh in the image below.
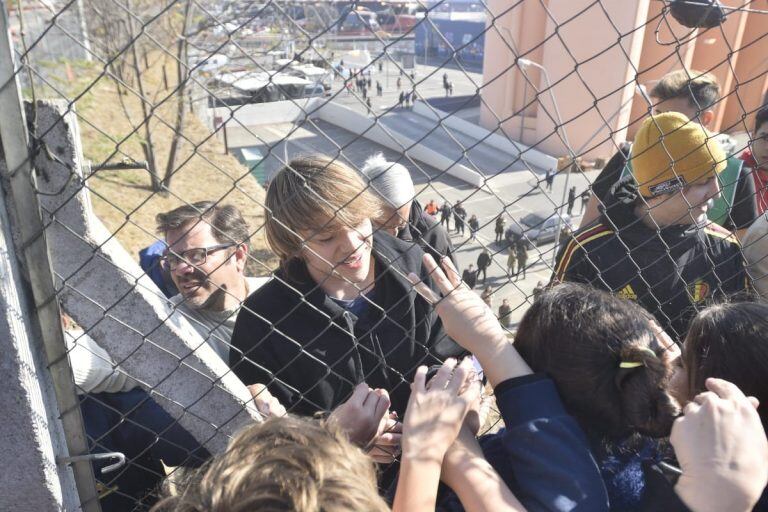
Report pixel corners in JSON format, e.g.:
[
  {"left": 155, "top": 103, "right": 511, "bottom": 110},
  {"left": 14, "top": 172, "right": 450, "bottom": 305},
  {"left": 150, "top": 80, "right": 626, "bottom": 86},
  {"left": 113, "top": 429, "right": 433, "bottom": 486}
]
[{"left": 1, "top": 0, "right": 767, "bottom": 509}]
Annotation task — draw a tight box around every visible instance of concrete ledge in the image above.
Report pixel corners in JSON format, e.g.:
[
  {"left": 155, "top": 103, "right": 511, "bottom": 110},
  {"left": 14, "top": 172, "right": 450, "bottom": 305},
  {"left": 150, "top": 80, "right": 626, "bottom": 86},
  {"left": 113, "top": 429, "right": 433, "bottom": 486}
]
[
  {"left": 307, "top": 98, "right": 484, "bottom": 187},
  {"left": 412, "top": 101, "right": 558, "bottom": 172},
  {"left": 33, "top": 100, "right": 261, "bottom": 455}
]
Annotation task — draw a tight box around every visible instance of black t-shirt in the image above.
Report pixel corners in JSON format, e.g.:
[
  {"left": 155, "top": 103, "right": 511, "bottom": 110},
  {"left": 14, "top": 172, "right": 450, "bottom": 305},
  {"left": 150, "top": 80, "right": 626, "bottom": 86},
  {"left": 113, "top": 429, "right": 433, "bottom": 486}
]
[{"left": 591, "top": 148, "right": 757, "bottom": 230}]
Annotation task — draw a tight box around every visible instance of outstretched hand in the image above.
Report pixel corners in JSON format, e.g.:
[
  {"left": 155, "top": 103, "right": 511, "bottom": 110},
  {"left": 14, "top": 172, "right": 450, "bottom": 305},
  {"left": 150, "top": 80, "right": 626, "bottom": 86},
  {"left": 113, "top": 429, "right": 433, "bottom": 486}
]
[
  {"left": 671, "top": 378, "right": 768, "bottom": 512},
  {"left": 408, "top": 254, "right": 507, "bottom": 358},
  {"left": 328, "top": 383, "right": 391, "bottom": 448},
  {"left": 401, "top": 358, "right": 482, "bottom": 464},
  {"left": 409, "top": 254, "right": 532, "bottom": 387}
]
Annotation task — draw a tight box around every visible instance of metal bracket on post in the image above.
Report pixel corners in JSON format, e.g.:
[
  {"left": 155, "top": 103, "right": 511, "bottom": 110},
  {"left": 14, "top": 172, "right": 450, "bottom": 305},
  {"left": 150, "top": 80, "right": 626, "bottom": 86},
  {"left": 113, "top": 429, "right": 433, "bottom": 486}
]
[{"left": 0, "top": 4, "right": 101, "bottom": 512}]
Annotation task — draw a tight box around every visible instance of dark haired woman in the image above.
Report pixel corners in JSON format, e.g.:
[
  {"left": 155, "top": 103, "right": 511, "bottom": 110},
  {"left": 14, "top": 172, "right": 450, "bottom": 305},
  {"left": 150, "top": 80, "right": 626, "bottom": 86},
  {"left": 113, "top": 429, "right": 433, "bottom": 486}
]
[
  {"left": 682, "top": 301, "right": 768, "bottom": 511},
  {"left": 514, "top": 283, "right": 684, "bottom": 511}
]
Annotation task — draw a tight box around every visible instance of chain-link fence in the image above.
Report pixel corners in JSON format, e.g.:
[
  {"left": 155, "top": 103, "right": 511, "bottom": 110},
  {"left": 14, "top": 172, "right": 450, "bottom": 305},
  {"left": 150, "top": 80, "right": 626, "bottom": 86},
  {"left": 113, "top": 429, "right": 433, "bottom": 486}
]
[{"left": 1, "top": 0, "right": 767, "bottom": 509}]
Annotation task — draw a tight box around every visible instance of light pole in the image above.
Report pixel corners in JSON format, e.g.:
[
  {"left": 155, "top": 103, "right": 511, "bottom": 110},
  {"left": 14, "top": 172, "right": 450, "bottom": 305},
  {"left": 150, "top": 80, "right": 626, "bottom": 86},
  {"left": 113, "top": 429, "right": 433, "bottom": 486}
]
[{"left": 517, "top": 58, "right": 574, "bottom": 268}]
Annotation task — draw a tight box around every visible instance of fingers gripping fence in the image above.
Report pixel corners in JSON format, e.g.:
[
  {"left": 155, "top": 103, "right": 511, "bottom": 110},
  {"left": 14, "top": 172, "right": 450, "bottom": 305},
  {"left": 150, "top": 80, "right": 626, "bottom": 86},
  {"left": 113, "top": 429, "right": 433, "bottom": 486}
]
[{"left": 0, "top": 0, "right": 766, "bottom": 509}]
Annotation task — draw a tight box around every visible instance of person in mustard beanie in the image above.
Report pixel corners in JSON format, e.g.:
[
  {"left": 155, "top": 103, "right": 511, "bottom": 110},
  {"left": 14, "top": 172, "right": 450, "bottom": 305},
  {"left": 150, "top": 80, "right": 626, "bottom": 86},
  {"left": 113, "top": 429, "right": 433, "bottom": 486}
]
[
  {"left": 632, "top": 112, "right": 727, "bottom": 200},
  {"left": 554, "top": 112, "right": 748, "bottom": 342},
  {"left": 581, "top": 70, "right": 758, "bottom": 236}
]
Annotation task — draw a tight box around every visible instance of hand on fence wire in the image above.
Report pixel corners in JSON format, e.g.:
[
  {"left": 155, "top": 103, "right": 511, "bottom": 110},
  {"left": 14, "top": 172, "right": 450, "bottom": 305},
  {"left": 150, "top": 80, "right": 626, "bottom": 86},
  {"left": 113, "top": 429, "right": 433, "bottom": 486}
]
[
  {"left": 408, "top": 254, "right": 532, "bottom": 388},
  {"left": 671, "top": 378, "right": 768, "bottom": 512},
  {"left": 327, "top": 383, "right": 397, "bottom": 459},
  {"left": 401, "top": 358, "right": 482, "bottom": 463},
  {"left": 247, "top": 383, "right": 286, "bottom": 418},
  {"left": 408, "top": 254, "right": 507, "bottom": 358}
]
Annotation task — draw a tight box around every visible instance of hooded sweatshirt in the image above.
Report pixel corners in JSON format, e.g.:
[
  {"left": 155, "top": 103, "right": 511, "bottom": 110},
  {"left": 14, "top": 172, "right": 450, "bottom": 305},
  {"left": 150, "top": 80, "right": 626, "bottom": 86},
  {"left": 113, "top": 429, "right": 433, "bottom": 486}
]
[{"left": 554, "top": 179, "right": 748, "bottom": 341}]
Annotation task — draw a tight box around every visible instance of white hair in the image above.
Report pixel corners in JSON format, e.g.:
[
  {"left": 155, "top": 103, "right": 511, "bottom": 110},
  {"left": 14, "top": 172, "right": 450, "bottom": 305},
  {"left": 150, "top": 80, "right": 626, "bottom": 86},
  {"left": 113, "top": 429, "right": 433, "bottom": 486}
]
[{"left": 359, "top": 153, "right": 415, "bottom": 209}]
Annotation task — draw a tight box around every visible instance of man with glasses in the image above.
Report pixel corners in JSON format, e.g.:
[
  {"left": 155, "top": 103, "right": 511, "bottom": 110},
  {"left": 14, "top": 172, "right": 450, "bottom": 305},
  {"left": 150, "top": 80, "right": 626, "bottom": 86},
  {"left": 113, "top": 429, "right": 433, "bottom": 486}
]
[{"left": 156, "top": 201, "right": 268, "bottom": 363}]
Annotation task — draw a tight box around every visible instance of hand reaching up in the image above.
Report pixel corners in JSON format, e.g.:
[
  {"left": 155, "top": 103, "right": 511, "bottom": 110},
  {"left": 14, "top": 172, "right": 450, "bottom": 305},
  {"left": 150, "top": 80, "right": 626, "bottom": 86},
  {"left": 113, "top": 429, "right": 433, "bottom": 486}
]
[
  {"left": 409, "top": 254, "right": 532, "bottom": 387},
  {"left": 671, "top": 378, "right": 768, "bottom": 512},
  {"left": 401, "top": 358, "right": 482, "bottom": 463},
  {"left": 408, "top": 254, "right": 505, "bottom": 358}
]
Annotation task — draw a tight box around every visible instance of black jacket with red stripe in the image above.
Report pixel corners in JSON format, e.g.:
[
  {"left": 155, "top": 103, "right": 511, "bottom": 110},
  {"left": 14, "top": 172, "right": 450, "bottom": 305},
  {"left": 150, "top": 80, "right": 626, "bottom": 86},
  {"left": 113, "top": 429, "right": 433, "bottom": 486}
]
[{"left": 553, "top": 185, "right": 748, "bottom": 341}]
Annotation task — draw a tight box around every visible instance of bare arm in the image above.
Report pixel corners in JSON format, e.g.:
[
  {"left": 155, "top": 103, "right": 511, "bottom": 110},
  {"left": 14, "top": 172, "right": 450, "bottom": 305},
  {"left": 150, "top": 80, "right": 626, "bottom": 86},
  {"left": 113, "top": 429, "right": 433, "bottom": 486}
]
[{"left": 442, "top": 426, "right": 526, "bottom": 512}]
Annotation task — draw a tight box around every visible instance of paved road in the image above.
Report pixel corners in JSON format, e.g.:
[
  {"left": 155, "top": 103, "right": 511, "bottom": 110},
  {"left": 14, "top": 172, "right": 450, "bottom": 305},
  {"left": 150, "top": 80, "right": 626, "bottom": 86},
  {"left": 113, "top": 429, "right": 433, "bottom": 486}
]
[{"left": 328, "top": 59, "right": 483, "bottom": 116}]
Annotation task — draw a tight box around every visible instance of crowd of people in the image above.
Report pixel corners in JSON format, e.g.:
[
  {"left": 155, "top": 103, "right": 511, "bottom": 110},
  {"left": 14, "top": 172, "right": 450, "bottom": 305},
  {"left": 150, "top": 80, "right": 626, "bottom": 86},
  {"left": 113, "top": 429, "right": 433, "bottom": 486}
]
[{"left": 60, "top": 67, "right": 768, "bottom": 512}]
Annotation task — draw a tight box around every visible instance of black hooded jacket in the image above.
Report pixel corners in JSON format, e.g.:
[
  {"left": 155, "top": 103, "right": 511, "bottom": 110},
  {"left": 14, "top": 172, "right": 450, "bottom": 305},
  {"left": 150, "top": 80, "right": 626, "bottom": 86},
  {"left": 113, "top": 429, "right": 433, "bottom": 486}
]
[
  {"left": 554, "top": 181, "right": 748, "bottom": 341},
  {"left": 230, "top": 232, "right": 465, "bottom": 416},
  {"left": 400, "top": 199, "right": 455, "bottom": 264}
]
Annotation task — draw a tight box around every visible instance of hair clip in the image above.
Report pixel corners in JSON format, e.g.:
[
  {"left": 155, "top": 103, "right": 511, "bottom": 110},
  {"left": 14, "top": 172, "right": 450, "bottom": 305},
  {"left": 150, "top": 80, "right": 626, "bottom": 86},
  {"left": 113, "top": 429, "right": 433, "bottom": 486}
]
[{"left": 619, "top": 361, "right": 644, "bottom": 369}]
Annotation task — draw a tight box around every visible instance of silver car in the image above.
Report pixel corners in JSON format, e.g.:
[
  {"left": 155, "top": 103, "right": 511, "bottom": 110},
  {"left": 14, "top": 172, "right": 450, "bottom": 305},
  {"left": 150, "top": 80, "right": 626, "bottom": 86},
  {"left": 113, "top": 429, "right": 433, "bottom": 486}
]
[{"left": 505, "top": 212, "right": 576, "bottom": 247}]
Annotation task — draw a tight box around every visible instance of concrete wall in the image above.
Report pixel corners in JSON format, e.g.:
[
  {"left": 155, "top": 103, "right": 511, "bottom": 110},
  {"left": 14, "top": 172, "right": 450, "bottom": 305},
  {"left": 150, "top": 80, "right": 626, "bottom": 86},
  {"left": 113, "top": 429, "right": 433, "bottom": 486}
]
[
  {"left": 0, "top": 156, "right": 80, "bottom": 511},
  {"left": 412, "top": 101, "right": 558, "bottom": 171},
  {"left": 33, "top": 101, "right": 261, "bottom": 455},
  {"left": 308, "top": 99, "right": 485, "bottom": 186}
]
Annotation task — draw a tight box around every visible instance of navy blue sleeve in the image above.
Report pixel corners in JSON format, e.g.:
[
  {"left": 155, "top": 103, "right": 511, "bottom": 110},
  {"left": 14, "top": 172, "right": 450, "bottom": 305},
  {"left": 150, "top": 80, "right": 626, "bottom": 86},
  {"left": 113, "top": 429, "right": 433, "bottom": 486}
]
[{"left": 495, "top": 374, "right": 609, "bottom": 512}]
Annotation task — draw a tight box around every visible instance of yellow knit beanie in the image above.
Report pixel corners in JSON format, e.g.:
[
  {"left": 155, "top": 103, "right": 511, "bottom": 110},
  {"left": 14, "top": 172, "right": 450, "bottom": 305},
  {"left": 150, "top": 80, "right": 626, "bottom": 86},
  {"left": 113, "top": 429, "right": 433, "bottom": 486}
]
[{"left": 632, "top": 112, "right": 726, "bottom": 198}]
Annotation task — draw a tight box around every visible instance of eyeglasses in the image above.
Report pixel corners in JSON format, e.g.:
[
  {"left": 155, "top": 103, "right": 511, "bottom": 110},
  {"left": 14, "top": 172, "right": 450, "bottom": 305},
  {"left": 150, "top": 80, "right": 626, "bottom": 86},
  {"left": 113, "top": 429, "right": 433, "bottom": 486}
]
[{"left": 162, "top": 243, "right": 236, "bottom": 270}]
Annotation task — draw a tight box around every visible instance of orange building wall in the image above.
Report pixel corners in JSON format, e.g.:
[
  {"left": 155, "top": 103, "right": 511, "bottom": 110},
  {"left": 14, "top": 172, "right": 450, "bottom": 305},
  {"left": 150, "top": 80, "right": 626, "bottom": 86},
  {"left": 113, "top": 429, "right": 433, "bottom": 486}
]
[{"left": 481, "top": 0, "right": 768, "bottom": 161}]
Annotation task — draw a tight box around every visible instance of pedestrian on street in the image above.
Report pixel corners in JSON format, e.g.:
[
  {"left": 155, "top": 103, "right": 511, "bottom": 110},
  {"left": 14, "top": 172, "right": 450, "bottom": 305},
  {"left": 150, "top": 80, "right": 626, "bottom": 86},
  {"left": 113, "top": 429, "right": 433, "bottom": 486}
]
[
  {"left": 366, "top": 97, "right": 372, "bottom": 113},
  {"left": 567, "top": 186, "right": 577, "bottom": 215},
  {"left": 507, "top": 245, "right": 517, "bottom": 277},
  {"left": 481, "top": 285, "right": 493, "bottom": 308},
  {"left": 398, "top": 91, "right": 405, "bottom": 108},
  {"left": 440, "top": 201, "right": 452, "bottom": 230},
  {"left": 580, "top": 189, "right": 590, "bottom": 213},
  {"left": 498, "top": 298, "right": 512, "bottom": 328},
  {"left": 468, "top": 214, "right": 480, "bottom": 239},
  {"left": 462, "top": 264, "right": 477, "bottom": 289},
  {"left": 477, "top": 249, "right": 491, "bottom": 284},
  {"left": 545, "top": 168, "right": 555, "bottom": 192},
  {"left": 397, "top": 77, "right": 402, "bottom": 89},
  {"left": 376, "top": 81, "right": 382, "bottom": 96},
  {"left": 448, "top": 82, "right": 454, "bottom": 95},
  {"left": 494, "top": 216, "right": 506, "bottom": 243},
  {"left": 515, "top": 239, "right": 528, "bottom": 281},
  {"left": 453, "top": 201, "right": 467, "bottom": 235},
  {"left": 378, "top": 61, "right": 383, "bottom": 72},
  {"left": 424, "top": 199, "right": 439, "bottom": 217}
]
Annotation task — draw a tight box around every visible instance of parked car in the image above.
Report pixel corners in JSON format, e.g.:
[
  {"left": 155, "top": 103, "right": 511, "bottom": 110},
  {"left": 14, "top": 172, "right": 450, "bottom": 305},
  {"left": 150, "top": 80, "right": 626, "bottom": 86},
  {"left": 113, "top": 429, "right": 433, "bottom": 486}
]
[{"left": 505, "top": 212, "right": 575, "bottom": 247}]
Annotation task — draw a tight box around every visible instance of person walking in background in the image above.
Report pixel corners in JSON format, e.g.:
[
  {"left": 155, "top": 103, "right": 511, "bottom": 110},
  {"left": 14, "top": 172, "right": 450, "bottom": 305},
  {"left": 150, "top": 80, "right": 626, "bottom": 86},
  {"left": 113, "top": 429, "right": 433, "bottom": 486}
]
[
  {"left": 398, "top": 91, "right": 404, "bottom": 108},
  {"left": 397, "top": 76, "right": 402, "bottom": 89},
  {"left": 424, "top": 199, "right": 439, "bottom": 217},
  {"left": 498, "top": 298, "right": 512, "bottom": 328},
  {"left": 468, "top": 214, "right": 480, "bottom": 239},
  {"left": 507, "top": 245, "right": 517, "bottom": 277},
  {"left": 580, "top": 189, "right": 590, "bottom": 214},
  {"left": 545, "top": 168, "right": 555, "bottom": 192},
  {"left": 515, "top": 239, "right": 528, "bottom": 281},
  {"left": 462, "top": 263, "right": 477, "bottom": 289},
  {"left": 567, "top": 186, "right": 577, "bottom": 215},
  {"left": 477, "top": 249, "right": 491, "bottom": 285},
  {"left": 481, "top": 285, "right": 493, "bottom": 308},
  {"left": 365, "top": 97, "right": 372, "bottom": 113},
  {"left": 453, "top": 201, "right": 467, "bottom": 235},
  {"left": 440, "top": 201, "right": 452, "bottom": 231},
  {"left": 494, "top": 215, "right": 506, "bottom": 243}
]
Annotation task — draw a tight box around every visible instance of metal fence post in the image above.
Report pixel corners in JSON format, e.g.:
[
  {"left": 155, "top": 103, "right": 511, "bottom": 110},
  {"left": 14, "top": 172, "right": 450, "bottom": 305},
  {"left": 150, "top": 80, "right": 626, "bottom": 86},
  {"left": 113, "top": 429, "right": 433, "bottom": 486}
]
[{"left": 0, "top": 3, "right": 100, "bottom": 511}]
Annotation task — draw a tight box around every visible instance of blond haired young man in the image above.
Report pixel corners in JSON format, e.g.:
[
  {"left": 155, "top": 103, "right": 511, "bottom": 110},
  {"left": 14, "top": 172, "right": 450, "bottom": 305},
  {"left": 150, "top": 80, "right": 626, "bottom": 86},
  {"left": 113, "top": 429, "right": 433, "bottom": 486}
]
[{"left": 230, "top": 156, "right": 464, "bottom": 418}]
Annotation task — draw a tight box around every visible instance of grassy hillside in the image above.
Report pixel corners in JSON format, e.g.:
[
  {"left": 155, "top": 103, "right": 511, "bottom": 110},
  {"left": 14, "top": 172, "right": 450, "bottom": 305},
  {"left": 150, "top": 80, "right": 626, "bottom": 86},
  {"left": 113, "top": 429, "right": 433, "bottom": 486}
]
[{"left": 66, "top": 54, "right": 276, "bottom": 275}]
